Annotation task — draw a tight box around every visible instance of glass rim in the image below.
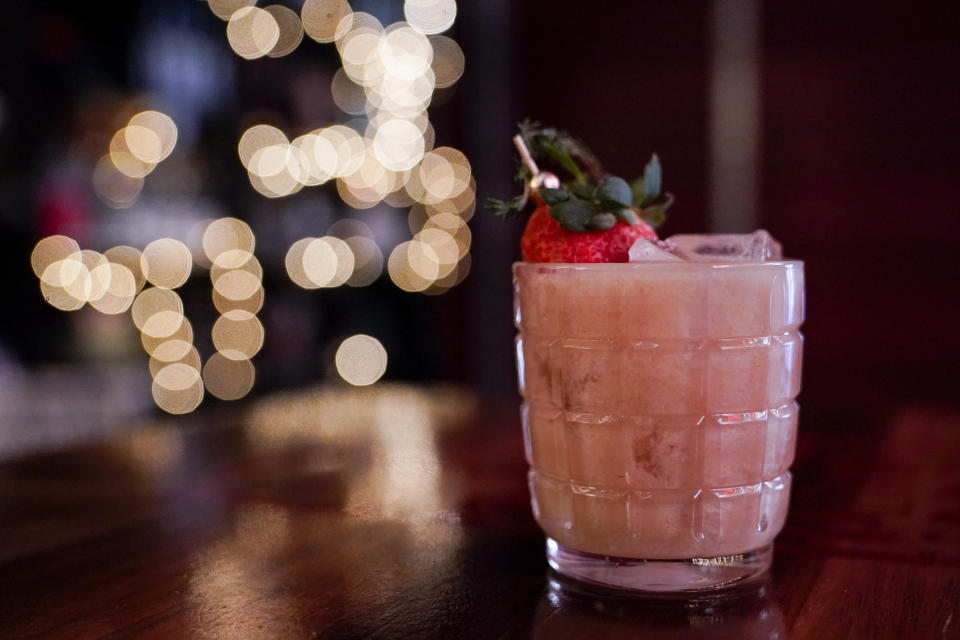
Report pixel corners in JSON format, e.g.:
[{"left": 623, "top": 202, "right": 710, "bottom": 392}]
[{"left": 513, "top": 260, "right": 804, "bottom": 271}]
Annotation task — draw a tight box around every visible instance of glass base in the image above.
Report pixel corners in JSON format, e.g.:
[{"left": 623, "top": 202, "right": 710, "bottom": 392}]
[{"left": 546, "top": 538, "right": 773, "bottom": 593}]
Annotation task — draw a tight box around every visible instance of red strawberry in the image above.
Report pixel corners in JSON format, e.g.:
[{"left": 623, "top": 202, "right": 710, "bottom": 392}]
[
  {"left": 486, "top": 124, "right": 674, "bottom": 260},
  {"left": 521, "top": 206, "right": 658, "bottom": 263}
]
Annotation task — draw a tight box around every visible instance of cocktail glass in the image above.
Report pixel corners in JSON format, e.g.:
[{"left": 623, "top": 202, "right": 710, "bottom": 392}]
[{"left": 514, "top": 259, "right": 804, "bottom": 592}]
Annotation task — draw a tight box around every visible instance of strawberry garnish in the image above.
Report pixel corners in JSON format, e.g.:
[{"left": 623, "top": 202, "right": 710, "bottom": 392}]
[
  {"left": 487, "top": 121, "right": 674, "bottom": 263},
  {"left": 521, "top": 205, "right": 657, "bottom": 263}
]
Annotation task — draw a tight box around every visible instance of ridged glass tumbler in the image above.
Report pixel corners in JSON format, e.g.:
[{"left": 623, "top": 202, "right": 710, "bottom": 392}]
[{"left": 513, "top": 261, "right": 805, "bottom": 592}]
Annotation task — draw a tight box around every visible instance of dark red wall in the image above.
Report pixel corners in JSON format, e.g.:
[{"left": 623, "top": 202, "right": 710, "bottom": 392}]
[{"left": 519, "top": 1, "right": 960, "bottom": 415}]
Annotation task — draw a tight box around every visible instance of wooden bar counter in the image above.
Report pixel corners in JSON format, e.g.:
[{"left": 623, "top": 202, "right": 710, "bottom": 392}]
[{"left": 0, "top": 384, "right": 957, "bottom": 639}]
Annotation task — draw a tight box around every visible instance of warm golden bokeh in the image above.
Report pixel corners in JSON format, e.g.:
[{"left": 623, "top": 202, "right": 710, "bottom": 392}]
[
  {"left": 202, "top": 217, "right": 256, "bottom": 265},
  {"left": 93, "top": 155, "right": 144, "bottom": 209},
  {"left": 226, "top": 6, "right": 281, "bottom": 60},
  {"left": 103, "top": 245, "right": 147, "bottom": 292},
  {"left": 207, "top": 0, "right": 256, "bottom": 21},
  {"left": 141, "top": 315, "right": 194, "bottom": 357},
  {"left": 343, "top": 235, "right": 383, "bottom": 287},
  {"left": 429, "top": 35, "right": 464, "bottom": 88},
  {"left": 131, "top": 287, "right": 184, "bottom": 332},
  {"left": 301, "top": 0, "right": 352, "bottom": 44},
  {"left": 213, "top": 284, "right": 265, "bottom": 315},
  {"left": 212, "top": 309, "right": 265, "bottom": 360},
  {"left": 264, "top": 4, "right": 304, "bottom": 58},
  {"left": 31, "top": 0, "right": 470, "bottom": 417},
  {"left": 301, "top": 236, "right": 355, "bottom": 287},
  {"left": 404, "top": 0, "right": 457, "bottom": 35},
  {"left": 88, "top": 263, "right": 138, "bottom": 315},
  {"left": 39, "top": 258, "right": 89, "bottom": 311},
  {"left": 149, "top": 344, "right": 202, "bottom": 379},
  {"left": 388, "top": 240, "right": 440, "bottom": 292},
  {"left": 109, "top": 128, "right": 155, "bottom": 178},
  {"left": 152, "top": 364, "right": 205, "bottom": 415},
  {"left": 141, "top": 238, "right": 193, "bottom": 289},
  {"left": 238, "top": 125, "right": 287, "bottom": 169},
  {"left": 284, "top": 237, "right": 318, "bottom": 290},
  {"left": 31, "top": 235, "right": 81, "bottom": 280},
  {"left": 213, "top": 269, "right": 262, "bottom": 301},
  {"left": 149, "top": 338, "right": 196, "bottom": 364},
  {"left": 203, "top": 352, "right": 256, "bottom": 401},
  {"left": 128, "top": 111, "right": 178, "bottom": 162},
  {"left": 335, "top": 334, "right": 388, "bottom": 386}
]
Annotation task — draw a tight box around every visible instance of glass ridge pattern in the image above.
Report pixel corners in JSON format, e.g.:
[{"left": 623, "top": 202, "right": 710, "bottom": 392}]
[{"left": 513, "top": 261, "right": 805, "bottom": 560}]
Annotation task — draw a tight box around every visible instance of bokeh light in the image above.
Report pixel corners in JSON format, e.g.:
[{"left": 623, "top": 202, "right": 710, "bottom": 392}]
[
  {"left": 301, "top": 0, "right": 352, "bottom": 44},
  {"left": 327, "top": 217, "right": 374, "bottom": 240},
  {"left": 343, "top": 236, "right": 383, "bottom": 287},
  {"left": 302, "top": 235, "right": 355, "bottom": 287},
  {"left": 414, "top": 227, "right": 458, "bottom": 278},
  {"left": 387, "top": 240, "right": 439, "bottom": 292},
  {"left": 141, "top": 316, "right": 194, "bottom": 357},
  {"left": 330, "top": 68, "right": 368, "bottom": 115},
  {"left": 103, "top": 245, "right": 147, "bottom": 292},
  {"left": 123, "top": 125, "right": 162, "bottom": 165},
  {"left": 212, "top": 309, "right": 265, "bottom": 360},
  {"left": 227, "top": 6, "right": 281, "bottom": 60},
  {"left": 372, "top": 118, "right": 425, "bottom": 171},
  {"left": 32, "top": 0, "right": 474, "bottom": 418},
  {"left": 335, "top": 334, "right": 387, "bottom": 386},
  {"left": 127, "top": 111, "right": 178, "bottom": 162},
  {"left": 423, "top": 212, "right": 471, "bottom": 258},
  {"left": 210, "top": 249, "right": 261, "bottom": 280},
  {"left": 109, "top": 128, "right": 155, "bottom": 178},
  {"left": 429, "top": 35, "right": 465, "bottom": 88},
  {"left": 213, "top": 283, "right": 265, "bottom": 315},
  {"left": 213, "top": 269, "right": 261, "bottom": 301},
  {"left": 238, "top": 124, "right": 287, "bottom": 169},
  {"left": 141, "top": 238, "right": 193, "bottom": 289},
  {"left": 202, "top": 217, "right": 255, "bottom": 265},
  {"left": 31, "top": 235, "right": 81, "bottom": 280},
  {"left": 152, "top": 363, "right": 205, "bottom": 415},
  {"left": 284, "top": 238, "right": 318, "bottom": 290},
  {"left": 39, "top": 258, "right": 89, "bottom": 311},
  {"left": 93, "top": 155, "right": 144, "bottom": 209},
  {"left": 149, "top": 338, "right": 195, "bottom": 364},
  {"left": 404, "top": 0, "right": 457, "bottom": 35},
  {"left": 131, "top": 287, "right": 184, "bottom": 334},
  {"left": 88, "top": 263, "right": 137, "bottom": 315},
  {"left": 203, "top": 352, "right": 256, "bottom": 401},
  {"left": 289, "top": 133, "right": 332, "bottom": 186},
  {"left": 264, "top": 5, "right": 304, "bottom": 58},
  {"left": 149, "top": 344, "right": 202, "bottom": 378},
  {"left": 207, "top": 0, "right": 256, "bottom": 21}
]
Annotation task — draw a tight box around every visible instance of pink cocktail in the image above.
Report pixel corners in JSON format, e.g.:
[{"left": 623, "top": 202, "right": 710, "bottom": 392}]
[{"left": 514, "top": 259, "right": 804, "bottom": 591}]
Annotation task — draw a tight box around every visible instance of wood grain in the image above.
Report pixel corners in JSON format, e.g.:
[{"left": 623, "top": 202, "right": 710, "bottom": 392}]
[{"left": 0, "top": 390, "right": 957, "bottom": 639}]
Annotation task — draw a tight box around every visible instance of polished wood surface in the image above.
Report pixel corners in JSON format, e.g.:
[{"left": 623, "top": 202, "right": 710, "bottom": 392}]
[{"left": 0, "top": 386, "right": 958, "bottom": 639}]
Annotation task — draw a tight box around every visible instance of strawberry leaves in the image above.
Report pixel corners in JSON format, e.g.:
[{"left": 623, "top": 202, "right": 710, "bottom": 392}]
[
  {"left": 487, "top": 194, "right": 527, "bottom": 218},
  {"left": 536, "top": 167, "right": 672, "bottom": 231},
  {"left": 539, "top": 187, "right": 570, "bottom": 206},
  {"left": 628, "top": 154, "right": 673, "bottom": 227},
  {"left": 550, "top": 198, "right": 595, "bottom": 231},
  {"left": 595, "top": 176, "right": 633, "bottom": 208},
  {"left": 632, "top": 154, "right": 662, "bottom": 206},
  {"left": 486, "top": 122, "right": 675, "bottom": 230}
]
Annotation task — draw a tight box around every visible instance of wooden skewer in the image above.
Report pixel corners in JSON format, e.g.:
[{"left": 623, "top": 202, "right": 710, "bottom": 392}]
[{"left": 513, "top": 134, "right": 539, "bottom": 177}]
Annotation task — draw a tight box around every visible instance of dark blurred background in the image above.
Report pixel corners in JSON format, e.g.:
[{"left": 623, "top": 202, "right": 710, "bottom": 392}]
[{"left": 0, "top": 0, "right": 958, "bottom": 456}]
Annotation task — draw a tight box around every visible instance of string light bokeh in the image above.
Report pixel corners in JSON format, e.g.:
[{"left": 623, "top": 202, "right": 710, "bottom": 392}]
[{"left": 28, "top": 0, "right": 469, "bottom": 415}]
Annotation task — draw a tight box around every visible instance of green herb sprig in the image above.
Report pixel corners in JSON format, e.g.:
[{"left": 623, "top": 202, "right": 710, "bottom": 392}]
[{"left": 486, "top": 121, "right": 674, "bottom": 231}]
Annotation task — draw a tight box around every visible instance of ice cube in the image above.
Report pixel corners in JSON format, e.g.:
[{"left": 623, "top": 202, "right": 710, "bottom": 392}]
[
  {"left": 628, "top": 238, "right": 686, "bottom": 262},
  {"left": 667, "top": 230, "right": 783, "bottom": 262}
]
